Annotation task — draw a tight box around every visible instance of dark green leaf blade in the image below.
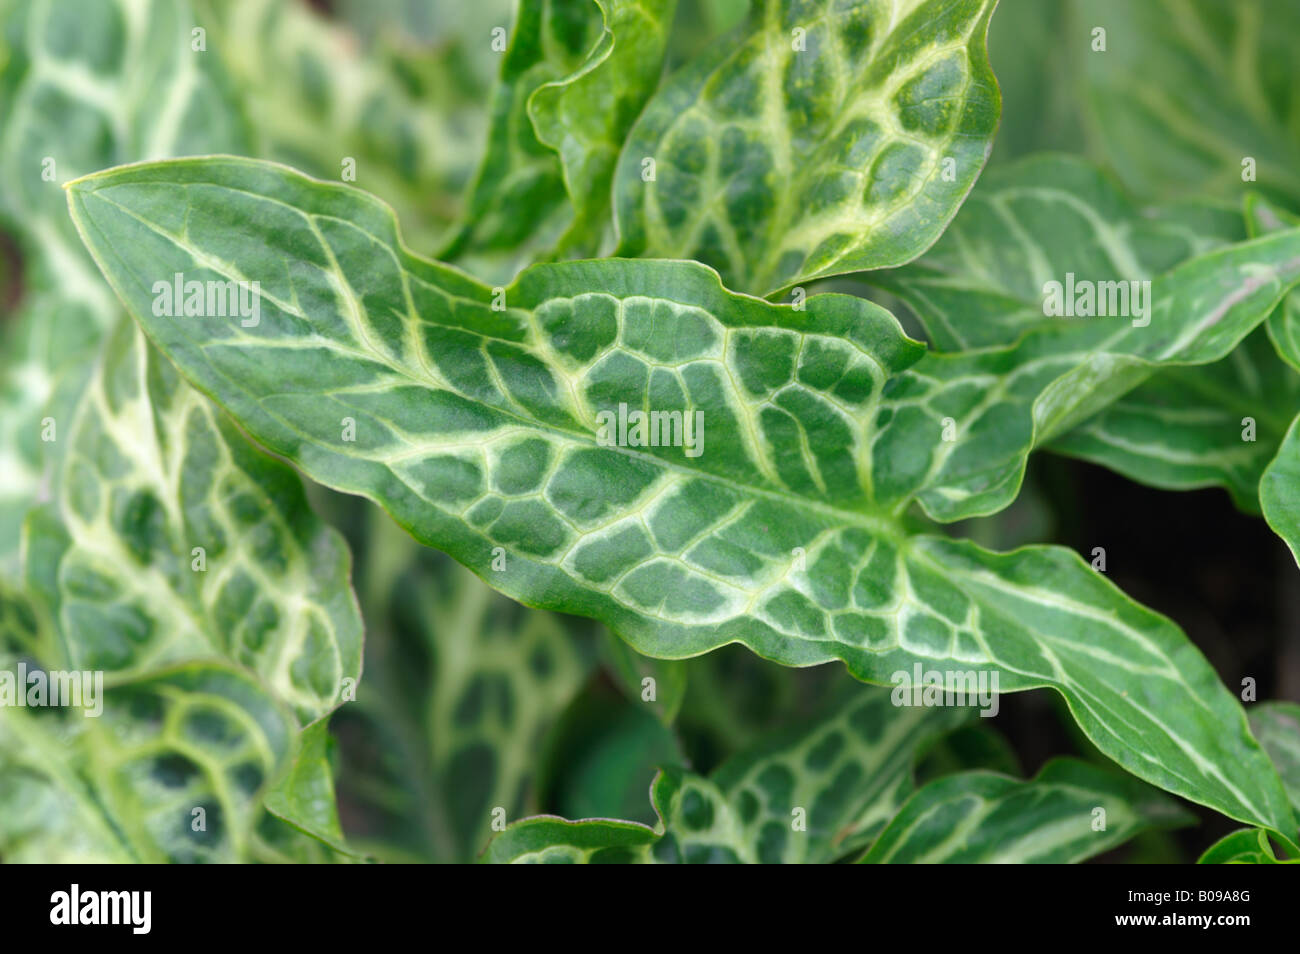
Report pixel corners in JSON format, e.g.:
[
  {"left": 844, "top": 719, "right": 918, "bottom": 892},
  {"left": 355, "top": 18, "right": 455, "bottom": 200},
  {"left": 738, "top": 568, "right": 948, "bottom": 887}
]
[{"left": 614, "top": 0, "right": 1001, "bottom": 295}]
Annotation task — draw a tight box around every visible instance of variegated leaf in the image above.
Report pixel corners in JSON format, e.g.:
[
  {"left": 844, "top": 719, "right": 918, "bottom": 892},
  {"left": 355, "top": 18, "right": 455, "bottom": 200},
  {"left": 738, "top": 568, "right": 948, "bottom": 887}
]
[
  {"left": 484, "top": 684, "right": 966, "bottom": 862},
  {"left": 868, "top": 154, "right": 1300, "bottom": 512},
  {"left": 0, "top": 586, "right": 295, "bottom": 863},
  {"left": 528, "top": 0, "right": 678, "bottom": 257},
  {"left": 867, "top": 154, "right": 1245, "bottom": 353},
  {"left": 858, "top": 758, "right": 1194, "bottom": 863},
  {"left": 68, "top": 156, "right": 1300, "bottom": 841},
  {"left": 22, "top": 321, "right": 363, "bottom": 725},
  {"left": 614, "top": 0, "right": 1001, "bottom": 295},
  {"left": 1051, "top": 330, "right": 1300, "bottom": 513},
  {"left": 708, "top": 684, "right": 969, "bottom": 861}
]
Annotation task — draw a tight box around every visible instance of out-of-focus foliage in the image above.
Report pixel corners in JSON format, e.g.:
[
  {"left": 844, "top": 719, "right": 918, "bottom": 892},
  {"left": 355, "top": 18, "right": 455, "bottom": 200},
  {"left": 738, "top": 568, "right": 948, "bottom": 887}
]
[{"left": 4, "top": 0, "right": 1300, "bottom": 868}]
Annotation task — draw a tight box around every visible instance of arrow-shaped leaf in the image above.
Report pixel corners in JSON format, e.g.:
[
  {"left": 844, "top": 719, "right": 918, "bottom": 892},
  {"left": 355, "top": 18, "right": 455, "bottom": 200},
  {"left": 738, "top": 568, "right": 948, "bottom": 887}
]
[{"left": 66, "top": 155, "right": 1300, "bottom": 840}]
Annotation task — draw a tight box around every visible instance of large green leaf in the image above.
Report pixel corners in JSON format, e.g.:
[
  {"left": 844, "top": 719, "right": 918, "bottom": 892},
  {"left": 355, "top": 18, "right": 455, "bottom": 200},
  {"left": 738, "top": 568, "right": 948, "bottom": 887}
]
[
  {"left": 614, "top": 0, "right": 1001, "bottom": 296},
  {"left": 67, "top": 156, "right": 1300, "bottom": 841},
  {"left": 21, "top": 320, "right": 363, "bottom": 725},
  {"left": 484, "top": 684, "right": 966, "bottom": 862},
  {"left": 1082, "top": 0, "right": 1300, "bottom": 205},
  {"left": 1050, "top": 189, "right": 1300, "bottom": 513},
  {"left": 858, "top": 758, "right": 1193, "bottom": 863},
  {"left": 0, "top": 0, "right": 249, "bottom": 573},
  {"left": 441, "top": 0, "right": 674, "bottom": 282}
]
